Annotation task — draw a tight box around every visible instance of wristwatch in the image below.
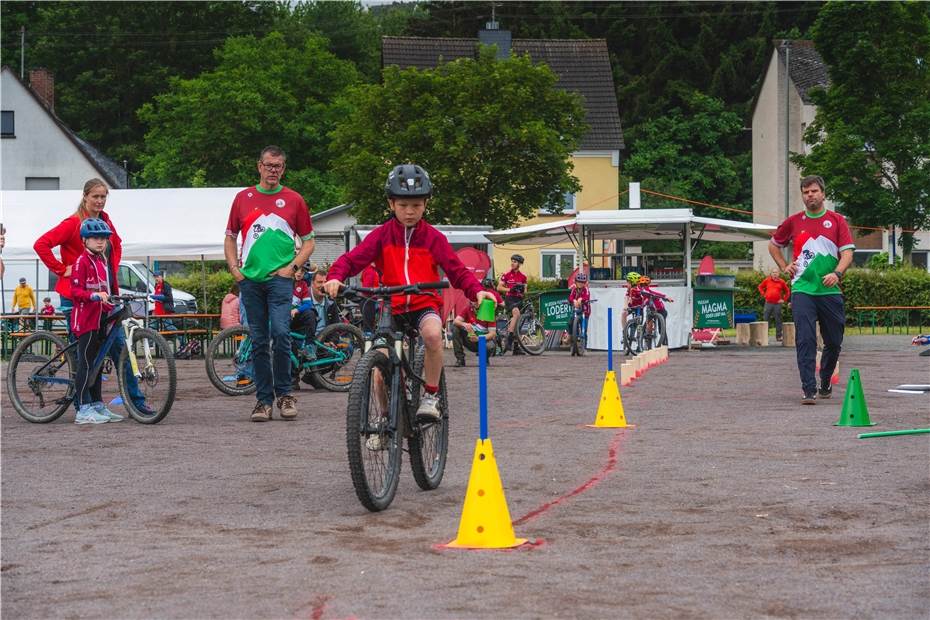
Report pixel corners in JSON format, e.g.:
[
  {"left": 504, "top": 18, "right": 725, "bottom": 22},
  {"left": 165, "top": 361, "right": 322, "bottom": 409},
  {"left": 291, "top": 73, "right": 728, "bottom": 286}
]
[
  {"left": 291, "top": 263, "right": 300, "bottom": 272},
  {"left": 833, "top": 270, "right": 843, "bottom": 280}
]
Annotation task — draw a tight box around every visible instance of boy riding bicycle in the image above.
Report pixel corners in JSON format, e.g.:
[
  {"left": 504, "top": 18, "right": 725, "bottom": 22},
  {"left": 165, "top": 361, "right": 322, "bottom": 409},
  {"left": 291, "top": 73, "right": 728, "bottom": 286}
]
[
  {"left": 569, "top": 272, "right": 591, "bottom": 335},
  {"left": 324, "top": 164, "right": 495, "bottom": 419}
]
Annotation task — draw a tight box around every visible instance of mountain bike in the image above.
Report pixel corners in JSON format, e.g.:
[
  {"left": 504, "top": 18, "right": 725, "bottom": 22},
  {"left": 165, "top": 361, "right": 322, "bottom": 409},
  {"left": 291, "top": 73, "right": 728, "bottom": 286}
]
[
  {"left": 624, "top": 307, "right": 644, "bottom": 356},
  {"left": 6, "top": 294, "right": 176, "bottom": 424},
  {"left": 340, "top": 281, "right": 450, "bottom": 512},
  {"left": 569, "top": 299, "right": 596, "bottom": 357},
  {"left": 638, "top": 291, "right": 669, "bottom": 351},
  {"left": 500, "top": 285, "right": 546, "bottom": 355},
  {"left": 205, "top": 322, "right": 363, "bottom": 395}
]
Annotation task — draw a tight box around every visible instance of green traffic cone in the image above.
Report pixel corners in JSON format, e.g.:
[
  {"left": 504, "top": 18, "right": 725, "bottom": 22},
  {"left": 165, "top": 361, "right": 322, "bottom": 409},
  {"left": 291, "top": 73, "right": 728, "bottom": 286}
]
[{"left": 835, "top": 368, "right": 876, "bottom": 427}]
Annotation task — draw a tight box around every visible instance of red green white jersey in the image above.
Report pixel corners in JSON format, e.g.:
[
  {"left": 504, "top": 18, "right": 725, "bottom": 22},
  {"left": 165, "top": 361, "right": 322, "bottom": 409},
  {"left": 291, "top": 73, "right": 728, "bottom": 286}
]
[
  {"left": 225, "top": 185, "right": 314, "bottom": 282},
  {"left": 771, "top": 209, "right": 855, "bottom": 296}
]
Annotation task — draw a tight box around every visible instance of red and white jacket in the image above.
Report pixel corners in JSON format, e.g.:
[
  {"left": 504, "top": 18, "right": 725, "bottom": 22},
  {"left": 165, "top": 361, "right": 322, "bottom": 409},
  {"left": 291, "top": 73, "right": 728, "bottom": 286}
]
[
  {"left": 34, "top": 213, "right": 122, "bottom": 300},
  {"left": 328, "top": 217, "right": 483, "bottom": 314},
  {"left": 69, "top": 250, "right": 114, "bottom": 337}
]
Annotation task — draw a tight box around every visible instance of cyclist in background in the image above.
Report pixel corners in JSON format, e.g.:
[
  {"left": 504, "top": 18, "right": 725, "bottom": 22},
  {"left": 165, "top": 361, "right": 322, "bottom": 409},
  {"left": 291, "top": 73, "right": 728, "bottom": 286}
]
[
  {"left": 569, "top": 272, "right": 591, "bottom": 334},
  {"left": 621, "top": 271, "right": 643, "bottom": 337},
  {"left": 324, "top": 164, "right": 495, "bottom": 420},
  {"left": 637, "top": 276, "right": 672, "bottom": 321},
  {"left": 498, "top": 254, "right": 528, "bottom": 355}
]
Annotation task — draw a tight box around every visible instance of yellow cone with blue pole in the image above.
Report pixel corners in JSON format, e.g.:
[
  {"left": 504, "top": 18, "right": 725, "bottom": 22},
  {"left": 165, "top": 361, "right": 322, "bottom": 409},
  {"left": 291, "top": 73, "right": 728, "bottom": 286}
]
[
  {"left": 445, "top": 334, "right": 527, "bottom": 549},
  {"left": 588, "top": 307, "right": 631, "bottom": 428}
]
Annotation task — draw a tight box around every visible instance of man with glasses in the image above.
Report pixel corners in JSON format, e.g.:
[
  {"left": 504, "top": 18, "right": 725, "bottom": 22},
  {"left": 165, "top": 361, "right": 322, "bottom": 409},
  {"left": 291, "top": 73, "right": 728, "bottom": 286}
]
[{"left": 224, "top": 146, "right": 315, "bottom": 422}]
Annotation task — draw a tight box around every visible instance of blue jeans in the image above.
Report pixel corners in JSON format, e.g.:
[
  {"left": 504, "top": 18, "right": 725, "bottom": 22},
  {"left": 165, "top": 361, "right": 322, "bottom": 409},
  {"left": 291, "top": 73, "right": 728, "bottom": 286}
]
[
  {"left": 792, "top": 293, "right": 845, "bottom": 393},
  {"left": 239, "top": 276, "right": 293, "bottom": 405},
  {"left": 61, "top": 297, "right": 147, "bottom": 410}
]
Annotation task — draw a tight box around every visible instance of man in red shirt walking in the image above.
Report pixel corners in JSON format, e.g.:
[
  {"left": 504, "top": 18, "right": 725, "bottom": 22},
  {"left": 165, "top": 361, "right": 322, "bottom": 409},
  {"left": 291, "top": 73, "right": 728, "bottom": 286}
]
[{"left": 757, "top": 268, "right": 790, "bottom": 341}]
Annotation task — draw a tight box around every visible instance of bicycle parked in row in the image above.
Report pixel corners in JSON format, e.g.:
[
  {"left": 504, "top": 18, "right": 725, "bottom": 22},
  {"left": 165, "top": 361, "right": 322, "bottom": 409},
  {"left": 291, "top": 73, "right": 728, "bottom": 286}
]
[
  {"left": 6, "top": 294, "right": 177, "bottom": 424},
  {"left": 205, "top": 321, "right": 364, "bottom": 396}
]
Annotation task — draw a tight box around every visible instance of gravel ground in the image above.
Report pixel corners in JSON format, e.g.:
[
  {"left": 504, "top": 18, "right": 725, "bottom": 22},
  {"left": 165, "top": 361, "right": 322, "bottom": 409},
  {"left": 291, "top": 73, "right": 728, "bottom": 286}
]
[{"left": 2, "top": 334, "right": 928, "bottom": 619}]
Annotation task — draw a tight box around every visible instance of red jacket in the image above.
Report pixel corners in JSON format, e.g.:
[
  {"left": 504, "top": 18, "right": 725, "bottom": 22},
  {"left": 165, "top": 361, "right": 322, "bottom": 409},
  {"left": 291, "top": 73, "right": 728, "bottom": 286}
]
[
  {"left": 69, "top": 250, "right": 114, "bottom": 337},
  {"left": 569, "top": 285, "right": 591, "bottom": 317},
  {"left": 34, "top": 213, "right": 122, "bottom": 299},
  {"left": 329, "top": 217, "right": 483, "bottom": 314},
  {"left": 758, "top": 276, "right": 790, "bottom": 304}
]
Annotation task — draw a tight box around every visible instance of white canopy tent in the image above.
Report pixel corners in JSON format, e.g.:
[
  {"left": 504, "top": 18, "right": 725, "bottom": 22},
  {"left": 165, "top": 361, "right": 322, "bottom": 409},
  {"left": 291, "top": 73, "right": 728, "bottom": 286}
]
[
  {"left": 487, "top": 208, "right": 777, "bottom": 350},
  {"left": 1, "top": 187, "right": 243, "bottom": 260}
]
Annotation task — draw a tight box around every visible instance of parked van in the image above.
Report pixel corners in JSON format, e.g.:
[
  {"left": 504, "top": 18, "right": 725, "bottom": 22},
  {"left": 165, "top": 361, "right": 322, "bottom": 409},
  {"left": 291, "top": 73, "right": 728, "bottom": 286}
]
[{"left": 1, "top": 259, "right": 197, "bottom": 315}]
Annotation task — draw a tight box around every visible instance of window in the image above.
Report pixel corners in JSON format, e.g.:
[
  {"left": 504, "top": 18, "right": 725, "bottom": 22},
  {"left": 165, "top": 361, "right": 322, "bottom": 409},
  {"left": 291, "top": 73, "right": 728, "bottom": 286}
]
[
  {"left": 541, "top": 250, "right": 576, "bottom": 279},
  {"left": 25, "top": 177, "right": 60, "bottom": 190},
  {"left": 538, "top": 192, "right": 576, "bottom": 215},
  {"left": 1, "top": 111, "right": 13, "bottom": 137},
  {"left": 118, "top": 265, "right": 150, "bottom": 294}
]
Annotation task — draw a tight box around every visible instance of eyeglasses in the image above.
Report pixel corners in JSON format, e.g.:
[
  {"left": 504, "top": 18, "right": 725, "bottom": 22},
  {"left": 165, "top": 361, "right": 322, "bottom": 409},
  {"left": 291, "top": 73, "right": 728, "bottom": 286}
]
[{"left": 260, "top": 162, "right": 284, "bottom": 171}]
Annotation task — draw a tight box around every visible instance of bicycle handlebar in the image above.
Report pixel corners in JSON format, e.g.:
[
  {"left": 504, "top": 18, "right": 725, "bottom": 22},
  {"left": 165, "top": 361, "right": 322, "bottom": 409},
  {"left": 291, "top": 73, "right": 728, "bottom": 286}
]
[{"left": 342, "top": 281, "right": 450, "bottom": 298}]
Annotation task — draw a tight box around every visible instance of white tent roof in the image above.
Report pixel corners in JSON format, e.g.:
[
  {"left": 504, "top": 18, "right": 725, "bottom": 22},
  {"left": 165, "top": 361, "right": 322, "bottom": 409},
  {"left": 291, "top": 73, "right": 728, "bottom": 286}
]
[
  {"left": 2, "top": 188, "right": 244, "bottom": 260},
  {"left": 486, "top": 209, "right": 775, "bottom": 244}
]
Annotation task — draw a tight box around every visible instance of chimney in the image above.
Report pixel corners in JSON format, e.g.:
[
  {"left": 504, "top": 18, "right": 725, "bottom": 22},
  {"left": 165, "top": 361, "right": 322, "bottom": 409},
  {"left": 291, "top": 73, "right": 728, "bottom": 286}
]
[
  {"left": 478, "top": 20, "right": 511, "bottom": 60},
  {"left": 29, "top": 68, "right": 55, "bottom": 111}
]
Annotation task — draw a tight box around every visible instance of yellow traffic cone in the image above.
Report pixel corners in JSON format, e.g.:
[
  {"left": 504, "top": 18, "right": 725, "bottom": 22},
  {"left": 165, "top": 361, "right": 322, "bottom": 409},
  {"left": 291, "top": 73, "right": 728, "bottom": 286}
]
[
  {"left": 587, "top": 370, "right": 631, "bottom": 428},
  {"left": 445, "top": 439, "right": 527, "bottom": 549}
]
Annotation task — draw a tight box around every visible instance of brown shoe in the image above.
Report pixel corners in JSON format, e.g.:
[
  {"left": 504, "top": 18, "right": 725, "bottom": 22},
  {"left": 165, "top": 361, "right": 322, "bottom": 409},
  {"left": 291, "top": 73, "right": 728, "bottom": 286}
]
[
  {"left": 276, "top": 394, "right": 298, "bottom": 420},
  {"left": 250, "top": 402, "right": 273, "bottom": 422}
]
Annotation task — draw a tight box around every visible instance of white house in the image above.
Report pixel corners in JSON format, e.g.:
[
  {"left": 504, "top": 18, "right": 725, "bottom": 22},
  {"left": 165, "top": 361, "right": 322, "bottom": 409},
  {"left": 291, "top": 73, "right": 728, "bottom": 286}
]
[
  {"left": 1, "top": 66, "right": 127, "bottom": 191},
  {"left": 751, "top": 41, "right": 928, "bottom": 270}
]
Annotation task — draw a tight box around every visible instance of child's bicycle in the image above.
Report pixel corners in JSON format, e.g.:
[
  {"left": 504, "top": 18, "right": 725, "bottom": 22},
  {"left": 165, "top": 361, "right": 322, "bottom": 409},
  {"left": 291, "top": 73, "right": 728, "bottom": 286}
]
[
  {"left": 569, "top": 299, "right": 596, "bottom": 357},
  {"left": 339, "top": 281, "right": 450, "bottom": 512},
  {"left": 204, "top": 322, "right": 364, "bottom": 395},
  {"left": 6, "top": 294, "right": 177, "bottom": 424}
]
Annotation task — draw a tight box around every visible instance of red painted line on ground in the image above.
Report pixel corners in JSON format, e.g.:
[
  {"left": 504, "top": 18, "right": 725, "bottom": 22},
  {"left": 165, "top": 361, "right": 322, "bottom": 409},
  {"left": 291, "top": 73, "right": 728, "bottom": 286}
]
[
  {"left": 513, "top": 429, "right": 628, "bottom": 526},
  {"left": 309, "top": 595, "right": 331, "bottom": 620}
]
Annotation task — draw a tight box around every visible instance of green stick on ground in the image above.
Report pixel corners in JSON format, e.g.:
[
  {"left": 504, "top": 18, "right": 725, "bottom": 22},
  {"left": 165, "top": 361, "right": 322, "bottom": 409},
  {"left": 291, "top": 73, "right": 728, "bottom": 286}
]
[{"left": 857, "top": 429, "right": 930, "bottom": 439}]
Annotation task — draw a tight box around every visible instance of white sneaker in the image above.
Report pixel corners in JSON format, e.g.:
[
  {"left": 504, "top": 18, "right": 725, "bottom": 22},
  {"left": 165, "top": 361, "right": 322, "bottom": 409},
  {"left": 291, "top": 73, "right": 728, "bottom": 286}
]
[
  {"left": 365, "top": 434, "right": 388, "bottom": 451},
  {"left": 93, "top": 402, "right": 123, "bottom": 422},
  {"left": 416, "top": 392, "right": 441, "bottom": 421},
  {"left": 75, "top": 404, "right": 110, "bottom": 425}
]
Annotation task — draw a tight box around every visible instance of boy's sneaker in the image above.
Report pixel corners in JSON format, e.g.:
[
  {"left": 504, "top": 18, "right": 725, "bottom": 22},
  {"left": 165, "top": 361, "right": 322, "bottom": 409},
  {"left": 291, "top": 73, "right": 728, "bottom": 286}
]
[
  {"left": 817, "top": 383, "right": 833, "bottom": 399},
  {"left": 93, "top": 402, "right": 123, "bottom": 422},
  {"left": 250, "top": 402, "right": 273, "bottom": 422},
  {"left": 801, "top": 390, "right": 817, "bottom": 405},
  {"left": 75, "top": 404, "right": 110, "bottom": 425},
  {"left": 416, "top": 392, "right": 441, "bottom": 421},
  {"left": 276, "top": 394, "right": 298, "bottom": 420},
  {"left": 454, "top": 359, "right": 466, "bottom": 367}
]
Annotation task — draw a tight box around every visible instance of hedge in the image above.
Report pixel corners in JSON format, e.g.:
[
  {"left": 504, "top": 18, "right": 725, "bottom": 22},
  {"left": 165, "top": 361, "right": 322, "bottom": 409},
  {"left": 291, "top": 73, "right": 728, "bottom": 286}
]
[
  {"left": 167, "top": 271, "right": 236, "bottom": 314},
  {"left": 734, "top": 268, "right": 930, "bottom": 324}
]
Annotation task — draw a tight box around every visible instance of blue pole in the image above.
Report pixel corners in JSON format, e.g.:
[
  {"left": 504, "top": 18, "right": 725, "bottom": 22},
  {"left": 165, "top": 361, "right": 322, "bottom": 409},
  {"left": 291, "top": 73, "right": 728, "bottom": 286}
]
[
  {"left": 478, "top": 334, "right": 488, "bottom": 441},
  {"left": 607, "top": 307, "right": 613, "bottom": 371}
]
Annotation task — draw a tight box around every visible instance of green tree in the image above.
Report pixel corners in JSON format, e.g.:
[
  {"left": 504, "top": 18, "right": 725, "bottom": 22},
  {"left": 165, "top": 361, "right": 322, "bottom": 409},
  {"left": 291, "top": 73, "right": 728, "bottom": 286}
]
[
  {"left": 329, "top": 47, "right": 586, "bottom": 229},
  {"left": 1, "top": 1, "right": 282, "bottom": 163},
  {"left": 793, "top": 2, "right": 930, "bottom": 262},
  {"left": 137, "top": 32, "right": 359, "bottom": 209},
  {"left": 622, "top": 90, "right": 751, "bottom": 220}
]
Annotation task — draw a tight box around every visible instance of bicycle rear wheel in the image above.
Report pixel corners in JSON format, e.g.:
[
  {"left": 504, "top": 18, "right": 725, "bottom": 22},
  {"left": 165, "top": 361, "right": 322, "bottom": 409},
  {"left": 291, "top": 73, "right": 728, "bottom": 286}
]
[
  {"left": 573, "top": 315, "right": 587, "bottom": 356},
  {"left": 6, "top": 331, "right": 75, "bottom": 423},
  {"left": 205, "top": 326, "right": 256, "bottom": 396},
  {"left": 408, "top": 347, "right": 448, "bottom": 490},
  {"left": 119, "top": 327, "right": 176, "bottom": 424},
  {"left": 308, "top": 323, "right": 364, "bottom": 392},
  {"left": 625, "top": 321, "right": 642, "bottom": 355},
  {"left": 346, "top": 350, "right": 402, "bottom": 512},
  {"left": 516, "top": 311, "right": 546, "bottom": 355}
]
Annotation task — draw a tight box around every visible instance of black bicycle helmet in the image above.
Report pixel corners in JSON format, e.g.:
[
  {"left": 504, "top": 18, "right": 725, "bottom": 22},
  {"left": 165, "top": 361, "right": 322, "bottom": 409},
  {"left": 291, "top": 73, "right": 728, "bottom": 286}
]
[
  {"left": 510, "top": 254, "right": 525, "bottom": 264},
  {"left": 384, "top": 164, "right": 432, "bottom": 198}
]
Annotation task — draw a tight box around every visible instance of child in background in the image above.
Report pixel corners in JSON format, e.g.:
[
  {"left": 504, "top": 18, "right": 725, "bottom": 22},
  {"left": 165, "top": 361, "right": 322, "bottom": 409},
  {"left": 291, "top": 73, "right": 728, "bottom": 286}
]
[
  {"left": 220, "top": 283, "right": 241, "bottom": 329},
  {"left": 40, "top": 297, "right": 56, "bottom": 331},
  {"left": 568, "top": 272, "right": 591, "bottom": 331},
  {"left": 637, "top": 276, "right": 672, "bottom": 320},
  {"left": 69, "top": 218, "right": 121, "bottom": 424}
]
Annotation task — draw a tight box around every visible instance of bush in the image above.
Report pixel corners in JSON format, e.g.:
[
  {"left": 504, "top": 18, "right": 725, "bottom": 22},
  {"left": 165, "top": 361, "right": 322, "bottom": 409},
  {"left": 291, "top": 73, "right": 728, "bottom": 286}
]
[
  {"left": 733, "top": 267, "right": 930, "bottom": 324},
  {"left": 167, "top": 271, "right": 236, "bottom": 314}
]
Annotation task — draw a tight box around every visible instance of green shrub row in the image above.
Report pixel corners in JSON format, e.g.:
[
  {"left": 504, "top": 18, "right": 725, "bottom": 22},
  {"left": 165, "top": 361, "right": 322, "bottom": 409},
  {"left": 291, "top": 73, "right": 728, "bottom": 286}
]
[{"left": 734, "top": 268, "right": 930, "bottom": 324}]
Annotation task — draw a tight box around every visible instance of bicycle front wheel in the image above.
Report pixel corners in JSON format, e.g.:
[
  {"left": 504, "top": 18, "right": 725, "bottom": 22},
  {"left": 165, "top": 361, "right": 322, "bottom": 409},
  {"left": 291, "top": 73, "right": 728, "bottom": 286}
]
[
  {"left": 408, "top": 347, "right": 448, "bottom": 490},
  {"left": 309, "top": 323, "right": 364, "bottom": 392},
  {"left": 205, "top": 326, "right": 256, "bottom": 396},
  {"left": 346, "top": 350, "right": 402, "bottom": 512},
  {"left": 625, "top": 321, "right": 642, "bottom": 356},
  {"left": 516, "top": 311, "right": 546, "bottom": 355},
  {"left": 119, "top": 327, "right": 176, "bottom": 424},
  {"left": 7, "top": 331, "right": 75, "bottom": 423}
]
